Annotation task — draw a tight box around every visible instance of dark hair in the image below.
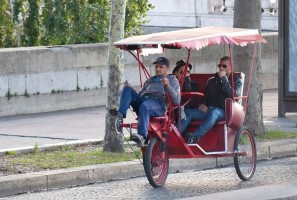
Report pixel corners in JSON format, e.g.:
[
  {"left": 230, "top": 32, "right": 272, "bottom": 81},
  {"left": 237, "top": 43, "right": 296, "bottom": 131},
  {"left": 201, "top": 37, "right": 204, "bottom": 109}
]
[
  {"left": 219, "top": 56, "right": 230, "bottom": 62},
  {"left": 172, "top": 60, "right": 192, "bottom": 74}
]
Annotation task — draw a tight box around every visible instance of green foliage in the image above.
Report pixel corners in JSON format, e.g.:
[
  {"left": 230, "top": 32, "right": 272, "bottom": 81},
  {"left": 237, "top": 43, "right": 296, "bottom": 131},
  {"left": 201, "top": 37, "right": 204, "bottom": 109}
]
[
  {"left": 7, "top": 146, "right": 139, "bottom": 170},
  {"left": 32, "top": 143, "right": 39, "bottom": 154},
  {"left": 77, "top": 85, "right": 81, "bottom": 91},
  {"left": 12, "top": 0, "right": 25, "bottom": 46},
  {"left": 22, "top": 0, "right": 40, "bottom": 46},
  {"left": 41, "top": 0, "right": 69, "bottom": 45},
  {"left": 6, "top": 151, "right": 17, "bottom": 156},
  {"left": 257, "top": 129, "right": 297, "bottom": 141},
  {"left": 0, "top": 0, "right": 16, "bottom": 47},
  {"left": 125, "top": 0, "right": 154, "bottom": 37},
  {"left": 100, "top": 73, "right": 104, "bottom": 88},
  {"left": 0, "top": 0, "right": 153, "bottom": 47},
  {"left": 5, "top": 89, "right": 12, "bottom": 100},
  {"left": 24, "top": 89, "right": 30, "bottom": 97},
  {"left": 66, "top": 0, "right": 110, "bottom": 44},
  {"left": 41, "top": 0, "right": 110, "bottom": 45}
]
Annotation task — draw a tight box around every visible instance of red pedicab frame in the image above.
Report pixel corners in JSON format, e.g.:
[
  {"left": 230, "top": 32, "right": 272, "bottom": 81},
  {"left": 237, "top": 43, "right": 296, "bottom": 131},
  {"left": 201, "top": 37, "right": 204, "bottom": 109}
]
[{"left": 115, "top": 27, "right": 267, "bottom": 187}]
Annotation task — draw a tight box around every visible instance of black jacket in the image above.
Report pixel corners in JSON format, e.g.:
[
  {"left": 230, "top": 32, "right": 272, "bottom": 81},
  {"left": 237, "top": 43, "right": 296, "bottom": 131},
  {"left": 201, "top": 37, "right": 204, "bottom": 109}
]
[
  {"left": 181, "top": 76, "right": 199, "bottom": 108},
  {"left": 174, "top": 76, "right": 199, "bottom": 123},
  {"left": 202, "top": 73, "right": 243, "bottom": 109}
]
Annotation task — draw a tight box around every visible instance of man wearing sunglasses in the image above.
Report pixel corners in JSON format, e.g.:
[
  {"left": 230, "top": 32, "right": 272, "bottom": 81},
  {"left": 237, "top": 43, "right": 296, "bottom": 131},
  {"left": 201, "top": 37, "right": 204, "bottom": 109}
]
[{"left": 180, "top": 56, "right": 243, "bottom": 144}]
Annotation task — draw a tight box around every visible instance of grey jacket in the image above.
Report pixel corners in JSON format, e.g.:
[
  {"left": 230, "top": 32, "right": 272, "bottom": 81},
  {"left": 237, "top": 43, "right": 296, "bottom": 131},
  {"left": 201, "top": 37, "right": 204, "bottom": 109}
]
[{"left": 138, "top": 75, "right": 181, "bottom": 105}]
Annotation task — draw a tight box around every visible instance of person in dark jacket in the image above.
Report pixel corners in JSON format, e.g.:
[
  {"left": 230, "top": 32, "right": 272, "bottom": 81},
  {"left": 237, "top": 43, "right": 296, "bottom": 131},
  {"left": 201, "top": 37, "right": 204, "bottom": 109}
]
[
  {"left": 179, "top": 56, "right": 243, "bottom": 144},
  {"left": 172, "top": 60, "right": 199, "bottom": 132},
  {"left": 173, "top": 60, "right": 199, "bottom": 100},
  {"left": 115, "top": 57, "right": 180, "bottom": 147}
]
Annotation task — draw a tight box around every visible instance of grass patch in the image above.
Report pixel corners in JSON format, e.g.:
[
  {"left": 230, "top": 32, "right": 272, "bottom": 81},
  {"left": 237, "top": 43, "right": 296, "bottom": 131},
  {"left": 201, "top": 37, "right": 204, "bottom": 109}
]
[
  {"left": 32, "top": 143, "right": 39, "bottom": 154},
  {"left": 6, "top": 151, "right": 17, "bottom": 156},
  {"left": 257, "top": 129, "right": 297, "bottom": 141},
  {"left": 3, "top": 130, "right": 294, "bottom": 175},
  {"left": 4, "top": 145, "right": 141, "bottom": 172}
]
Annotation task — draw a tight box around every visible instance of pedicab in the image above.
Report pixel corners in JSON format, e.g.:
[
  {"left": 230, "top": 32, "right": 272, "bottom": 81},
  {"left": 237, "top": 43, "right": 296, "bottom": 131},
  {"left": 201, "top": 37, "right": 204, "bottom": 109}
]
[{"left": 114, "top": 26, "right": 267, "bottom": 187}]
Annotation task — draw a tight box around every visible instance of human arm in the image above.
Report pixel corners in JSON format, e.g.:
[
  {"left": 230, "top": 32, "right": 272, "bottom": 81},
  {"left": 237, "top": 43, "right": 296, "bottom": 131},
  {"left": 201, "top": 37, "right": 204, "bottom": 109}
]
[
  {"left": 220, "top": 73, "right": 243, "bottom": 98},
  {"left": 163, "top": 76, "right": 181, "bottom": 105},
  {"left": 182, "top": 76, "right": 192, "bottom": 92},
  {"left": 200, "top": 77, "right": 211, "bottom": 106},
  {"left": 137, "top": 80, "right": 148, "bottom": 96},
  {"left": 199, "top": 79, "right": 209, "bottom": 112}
]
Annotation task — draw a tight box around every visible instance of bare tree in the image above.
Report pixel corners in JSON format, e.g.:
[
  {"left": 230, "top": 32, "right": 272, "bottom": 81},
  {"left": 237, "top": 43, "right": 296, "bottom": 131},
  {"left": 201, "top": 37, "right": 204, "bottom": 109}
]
[
  {"left": 103, "top": 0, "right": 126, "bottom": 152},
  {"left": 233, "top": 0, "right": 265, "bottom": 135}
]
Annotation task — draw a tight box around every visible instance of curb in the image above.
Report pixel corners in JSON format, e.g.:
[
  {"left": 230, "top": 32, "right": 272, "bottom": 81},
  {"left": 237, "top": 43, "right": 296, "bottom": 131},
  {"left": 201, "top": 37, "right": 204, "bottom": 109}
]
[{"left": 0, "top": 140, "right": 296, "bottom": 198}]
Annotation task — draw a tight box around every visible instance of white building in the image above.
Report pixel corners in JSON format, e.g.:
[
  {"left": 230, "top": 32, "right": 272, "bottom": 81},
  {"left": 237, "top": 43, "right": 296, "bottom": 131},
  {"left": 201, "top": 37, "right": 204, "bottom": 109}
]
[{"left": 143, "top": 0, "right": 278, "bottom": 33}]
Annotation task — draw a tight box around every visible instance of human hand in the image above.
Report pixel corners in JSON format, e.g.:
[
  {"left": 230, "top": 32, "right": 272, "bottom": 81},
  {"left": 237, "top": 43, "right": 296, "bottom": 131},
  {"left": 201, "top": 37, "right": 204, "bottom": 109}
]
[
  {"left": 218, "top": 70, "right": 226, "bottom": 78},
  {"left": 199, "top": 104, "right": 208, "bottom": 112},
  {"left": 161, "top": 77, "right": 170, "bottom": 87},
  {"left": 123, "top": 80, "right": 131, "bottom": 87},
  {"left": 185, "top": 76, "right": 191, "bottom": 84}
]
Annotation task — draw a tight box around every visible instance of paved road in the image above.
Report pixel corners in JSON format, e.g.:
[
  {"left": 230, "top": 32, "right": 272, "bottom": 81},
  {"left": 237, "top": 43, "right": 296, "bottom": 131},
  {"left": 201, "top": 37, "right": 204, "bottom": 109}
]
[
  {"left": 0, "top": 107, "right": 136, "bottom": 150},
  {"left": 2, "top": 156, "right": 296, "bottom": 200}
]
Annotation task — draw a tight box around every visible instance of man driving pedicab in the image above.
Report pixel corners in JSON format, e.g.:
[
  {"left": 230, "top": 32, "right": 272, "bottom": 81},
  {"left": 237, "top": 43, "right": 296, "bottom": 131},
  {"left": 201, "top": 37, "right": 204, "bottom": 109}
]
[{"left": 115, "top": 57, "right": 180, "bottom": 147}]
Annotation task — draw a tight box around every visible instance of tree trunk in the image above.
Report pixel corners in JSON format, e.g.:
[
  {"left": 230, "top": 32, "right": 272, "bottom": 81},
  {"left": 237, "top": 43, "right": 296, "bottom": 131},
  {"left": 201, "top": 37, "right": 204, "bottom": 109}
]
[
  {"left": 233, "top": 0, "right": 265, "bottom": 135},
  {"left": 103, "top": 0, "right": 126, "bottom": 152}
]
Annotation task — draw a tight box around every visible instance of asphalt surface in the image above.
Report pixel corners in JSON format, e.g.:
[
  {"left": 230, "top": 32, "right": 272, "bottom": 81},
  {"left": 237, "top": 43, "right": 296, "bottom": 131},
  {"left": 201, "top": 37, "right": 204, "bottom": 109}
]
[
  {"left": 2, "top": 157, "right": 297, "bottom": 200},
  {"left": 0, "top": 89, "right": 296, "bottom": 199}
]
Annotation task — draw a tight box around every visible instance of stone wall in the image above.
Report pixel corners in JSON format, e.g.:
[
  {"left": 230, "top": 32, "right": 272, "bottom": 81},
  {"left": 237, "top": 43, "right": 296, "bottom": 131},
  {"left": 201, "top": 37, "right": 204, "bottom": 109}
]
[{"left": 0, "top": 33, "right": 278, "bottom": 117}]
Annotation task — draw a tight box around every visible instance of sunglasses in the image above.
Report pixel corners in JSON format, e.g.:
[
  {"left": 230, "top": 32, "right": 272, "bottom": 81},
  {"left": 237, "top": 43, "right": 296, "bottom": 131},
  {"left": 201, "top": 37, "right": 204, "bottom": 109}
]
[
  {"left": 179, "top": 70, "right": 190, "bottom": 74},
  {"left": 217, "top": 64, "right": 228, "bottom": 69}
]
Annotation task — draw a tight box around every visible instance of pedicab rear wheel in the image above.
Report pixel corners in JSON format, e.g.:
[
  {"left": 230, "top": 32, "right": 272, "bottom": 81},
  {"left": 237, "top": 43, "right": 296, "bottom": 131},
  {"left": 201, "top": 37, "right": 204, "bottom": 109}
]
[
  {"left": 144, "top": 137, "right": 169, "bottom": 187},
  {"left": 233, "top": 126, "right": 257, "bottom": 181}
]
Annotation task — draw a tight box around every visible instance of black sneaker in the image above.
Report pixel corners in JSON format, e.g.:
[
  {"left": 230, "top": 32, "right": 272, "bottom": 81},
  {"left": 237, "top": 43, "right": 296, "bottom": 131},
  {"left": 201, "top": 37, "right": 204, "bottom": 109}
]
[
  {"left": 187, "top": 134, "right": 200, "bottom": 144},
  {"left": 136, "top": 136, "right": 145, "bottom": 148},
  {"left": 115, "top": 112, "right": 123, "bottom": 134},
  {"left": 182, "top": 132, "right": 192, "bottom": 142},
  {"left": 130, "top": 132, "right": 138, "bottom": 142},
  {"left": 130, "top": 133, "right": 145, "bottom": 148}
]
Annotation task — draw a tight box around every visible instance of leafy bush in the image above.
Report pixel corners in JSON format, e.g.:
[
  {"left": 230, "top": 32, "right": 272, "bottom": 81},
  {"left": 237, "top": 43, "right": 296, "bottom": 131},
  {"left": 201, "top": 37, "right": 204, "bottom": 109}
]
[{"left": 0, "top": 0, "right": 154, "bottom": 48}]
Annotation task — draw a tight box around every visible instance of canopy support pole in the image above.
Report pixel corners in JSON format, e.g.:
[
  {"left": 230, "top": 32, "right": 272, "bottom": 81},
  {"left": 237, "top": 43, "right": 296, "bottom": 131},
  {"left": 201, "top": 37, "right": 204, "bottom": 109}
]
[
  {"left": 179, "top": 49, "right": 191, "bottom": 88},
  {"left": 228, "top": 44, "right": 235, "bottom": 101},
  {"left": 126, "top": 49, "right": 150, "bottom": 87}
]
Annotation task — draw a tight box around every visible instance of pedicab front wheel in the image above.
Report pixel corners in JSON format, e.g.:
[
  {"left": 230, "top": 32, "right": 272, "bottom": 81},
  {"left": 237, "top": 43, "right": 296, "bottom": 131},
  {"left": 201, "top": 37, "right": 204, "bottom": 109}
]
[
  {"left": 233, "top": 126, "right": 257, "bottom": 181},
  {"left": 144, "top": 137, "right": 169, "bottom": 187}
]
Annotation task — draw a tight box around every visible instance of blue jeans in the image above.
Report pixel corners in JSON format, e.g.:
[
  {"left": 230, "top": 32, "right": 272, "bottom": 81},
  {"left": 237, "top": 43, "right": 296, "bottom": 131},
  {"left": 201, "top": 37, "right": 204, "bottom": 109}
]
[
  {"left": 118, "top": 87, "right": 166, "bottom": 137},
  {"left": 180, "top": 106, "right": 225, "bottom": 138}
]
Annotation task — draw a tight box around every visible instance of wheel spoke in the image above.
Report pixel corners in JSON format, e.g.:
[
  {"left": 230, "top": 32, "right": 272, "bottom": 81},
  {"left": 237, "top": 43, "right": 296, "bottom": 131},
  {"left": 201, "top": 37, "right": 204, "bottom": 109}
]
[
  {"left": 234, "top": 127, "right": 257, "bottom": 181},
  {"left": 144, "top": 137, "right": 169, "bottom": 187}
]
